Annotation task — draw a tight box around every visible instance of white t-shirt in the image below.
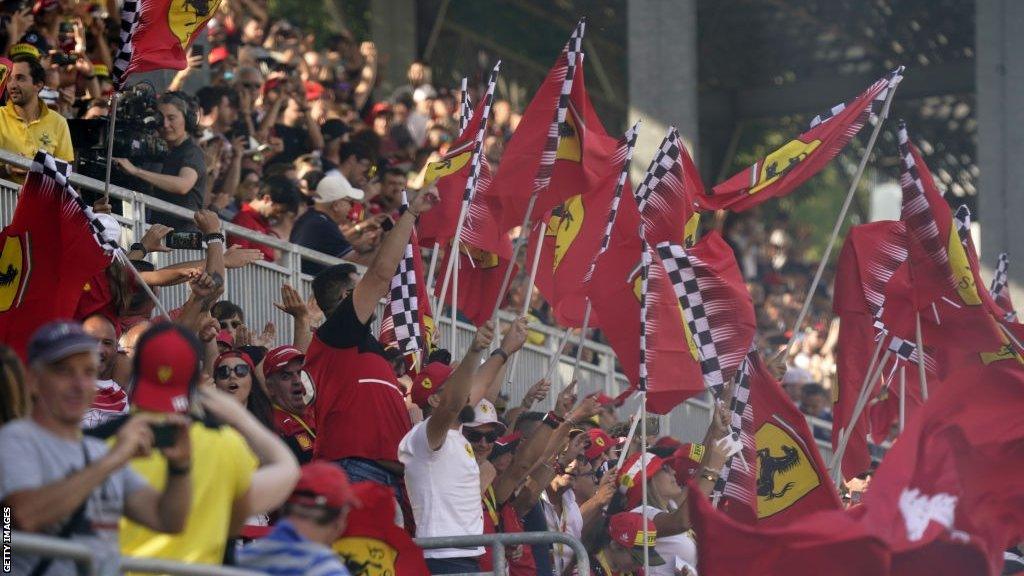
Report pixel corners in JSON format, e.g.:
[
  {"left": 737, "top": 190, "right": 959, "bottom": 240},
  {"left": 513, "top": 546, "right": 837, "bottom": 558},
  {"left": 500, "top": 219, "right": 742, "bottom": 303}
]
[
  {"left": 632, "top": 504, "right": 698, "bottom": 576},
  {"left": 82, "top": 379, "right": 129, "bottom": 428},
  {"left": 398, "top": 419, "right": 483, "bottom": 558},
  {"left": 541, "top": 488, "right": 584, "bottom": 575}
]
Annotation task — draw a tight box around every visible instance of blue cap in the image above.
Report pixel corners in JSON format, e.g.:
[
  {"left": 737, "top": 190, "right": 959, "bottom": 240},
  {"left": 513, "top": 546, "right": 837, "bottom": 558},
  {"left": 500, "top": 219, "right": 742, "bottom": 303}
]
[{"left": 27, "top": 321, "right": 98, "bottom": 365}]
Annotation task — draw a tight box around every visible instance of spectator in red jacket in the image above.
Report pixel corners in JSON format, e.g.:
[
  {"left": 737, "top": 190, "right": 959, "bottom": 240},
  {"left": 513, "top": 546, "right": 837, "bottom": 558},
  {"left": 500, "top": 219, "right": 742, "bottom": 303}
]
[{"left": 230, "top": 175, "right": 303, "bottom": 262}]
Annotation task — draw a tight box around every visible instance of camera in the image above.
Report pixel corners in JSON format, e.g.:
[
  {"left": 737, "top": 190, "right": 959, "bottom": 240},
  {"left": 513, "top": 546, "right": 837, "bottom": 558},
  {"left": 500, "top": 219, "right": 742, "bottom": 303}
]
[{"left": 69, "top": 83, "right": 169, "bottom": 188}]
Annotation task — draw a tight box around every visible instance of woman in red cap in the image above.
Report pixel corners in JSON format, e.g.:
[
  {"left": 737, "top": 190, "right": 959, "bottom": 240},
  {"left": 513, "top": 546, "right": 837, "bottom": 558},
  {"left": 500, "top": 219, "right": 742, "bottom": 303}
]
[{"left": 213, "top": 350, "right": 274, "bottom": 430}]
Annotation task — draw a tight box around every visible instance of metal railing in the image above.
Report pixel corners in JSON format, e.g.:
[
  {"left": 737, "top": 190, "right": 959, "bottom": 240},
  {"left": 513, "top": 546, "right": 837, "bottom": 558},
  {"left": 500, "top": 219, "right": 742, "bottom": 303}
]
[
  {"left": 414, "top": 532, "right": 589, "bottom": 576},
  {"left": 0, "top": 149, "right": 837, "bottom": 454}
]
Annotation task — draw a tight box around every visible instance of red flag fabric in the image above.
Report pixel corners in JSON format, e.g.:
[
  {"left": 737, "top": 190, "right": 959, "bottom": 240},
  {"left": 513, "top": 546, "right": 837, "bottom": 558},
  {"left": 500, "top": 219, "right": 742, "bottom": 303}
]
[
  {"left": 111, "top": 0, "right": 223, "bottom": 88},
  {"left": 334, "top": 481, "right": 429, "bottom": 576},
  {"left": 528, "top": 124, "right": 639, "bottom": 326},
  {"left": 0, "top": 152, "right": 117, "bottom": 360},
  {"left": 634, "top": 127, "right": 703, "bottom": 249},
  {"left": 433, "top": 247, "right": 516, "bottom": 328},
  {"left": 489, "top": 24, "right": 587, "bottom": 232},
  {"left": 701, "top": 68, "right": 902, "bottom": 213},
  {"left": 859, "top": 361, "right": 1024, "bottom": 576},
  {"left": 587, "top": 241, "right": 643, "bottom": 386}
]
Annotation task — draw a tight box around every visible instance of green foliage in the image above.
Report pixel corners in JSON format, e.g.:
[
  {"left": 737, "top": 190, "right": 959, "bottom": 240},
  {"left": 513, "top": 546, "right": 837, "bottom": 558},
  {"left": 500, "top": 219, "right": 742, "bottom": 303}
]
[{"left": 266, "top": 0, "right": 371, "bottom": 46}]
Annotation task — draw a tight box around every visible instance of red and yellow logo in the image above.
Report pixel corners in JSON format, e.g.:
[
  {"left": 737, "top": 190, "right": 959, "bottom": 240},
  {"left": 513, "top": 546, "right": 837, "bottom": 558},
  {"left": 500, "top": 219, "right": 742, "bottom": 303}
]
[
  {"left": 424, "top": 144, "right": 473, "bottom": 186},
  {"left": 755, "top": 421, "right": 819, "bottom": 518},
  {"left": 556, "top": 107, "right": 582, "bottom": 162},
  {"left": 546, "top": 195, "right": 584, "bottom": 270},
  {"left": 168, "top": 0, "right": 223, "bottom": 50},
  {"left": 334, "top": 536, "right": 399, "bottom": 576},
  {"left": 750, "top": 138, "right": 822, "bottom": 194},
  {"left": 0, "top": 234, "right": 31, "bottom": 313}
]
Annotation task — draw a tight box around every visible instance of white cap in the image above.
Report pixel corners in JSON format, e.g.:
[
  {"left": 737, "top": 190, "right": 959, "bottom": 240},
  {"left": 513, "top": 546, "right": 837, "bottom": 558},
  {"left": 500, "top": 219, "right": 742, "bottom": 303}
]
[
  {"left": 464, "top": 399, "right": 507, "bottom": 434},
  {"left": 315, "top": 175, "right": 364, "bottom": 203},
  {"left": 781, "top": 366, "right": 814, "bottom": 385}
]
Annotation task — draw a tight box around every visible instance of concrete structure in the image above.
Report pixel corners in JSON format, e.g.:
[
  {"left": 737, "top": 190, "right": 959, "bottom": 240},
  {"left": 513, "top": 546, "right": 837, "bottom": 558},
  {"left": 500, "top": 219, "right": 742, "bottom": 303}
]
[{"left": 371, "top": 0, "right": 417, "bottom": 95}]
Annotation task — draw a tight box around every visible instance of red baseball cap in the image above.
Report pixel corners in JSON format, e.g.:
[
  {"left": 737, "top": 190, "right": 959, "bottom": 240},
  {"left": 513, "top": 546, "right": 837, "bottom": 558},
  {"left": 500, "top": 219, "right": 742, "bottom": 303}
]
[
  {"left": 409, "top": 361, "right": 453, "bottom": 409},
  {"left": 667, "top": 443, "right": 706, "bottom": 484},
  {"left": 209, "top": 45, "right": 230, "bottom": 65},
  {"left": 584, "top": 428, "right": 613, "bottom": 461},
  {"left": 618, "top": 452, "right": 667, "bottom": 509},
  {"left": 263, "top": 345, "right": 305, "bottom": 378},
  {"left": 132, "top": 326, "right": 201, "bottom": 414},
  {"left": 654, "top": 436, "right": 683, "bottom": 453},
  {"left": 288, "top": 461, "right": 361, "bottom": 511},
  {"left": 215, "top": 350, "right": 255, "bottom": 372},
  {"left": 304, "top": 80, "right": 324, "bottom": 102},
  {"left": 607, "top": 512, "right": 666, "bottom": 566},
  {"left": 490, "top": 431, "right": 523, "bottom": 459}
]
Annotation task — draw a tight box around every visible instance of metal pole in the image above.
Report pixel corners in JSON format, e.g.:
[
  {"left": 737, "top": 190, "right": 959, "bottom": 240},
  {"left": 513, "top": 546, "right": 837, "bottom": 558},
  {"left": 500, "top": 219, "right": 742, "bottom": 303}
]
[
  {"left": 451, "top": 243, "right": 459, "bottom": 350},
  {"left": 504, "top": 221, "right": 548, "bottom": 387},
  {"left": 491, "top": 537, "right": 507, "bottom": 576},
  {"left": 781, "top": 80, "right": 902, "bottom": 357},
  {"left": 615, "top": 404, "right": 644, "bottom": 470},
  {"left": 640, "top": 391, "right": 649, "bottom": 573},
  {"left": 569, "top": 300, "right": 593, "bottom": 384},
  {"left": 543, "top": 326, "right": 573, "bottom": 385},
  {"left": 425, "top": 241, "right": 440, "bottom": 309},
  {"left": 102, "top": 91, "right": 120, "bottom": 204},
  {"left": 119, "top": 252, "right": 171, "bottom": 320},
  {"left": 490, "top": 192, "right": 542, "bottom": 318},
  {"left": 436, "top": 201, "right": 469, "bottom": 322},
  {"left": 898, "top": 365, "right": 906, "bottom": 433},
  {"left": 915, "top": 313, "right": 928, "bottom": 401},
  {"left": 830, "top": 349, "right": 892, "bottom": 482}
]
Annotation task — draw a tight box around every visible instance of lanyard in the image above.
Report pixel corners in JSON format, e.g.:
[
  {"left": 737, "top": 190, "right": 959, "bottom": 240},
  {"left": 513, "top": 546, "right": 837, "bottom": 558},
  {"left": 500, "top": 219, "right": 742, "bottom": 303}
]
[
  {"left": 483, "top": 486, "right": 500, "bottom": 527},
  {"left": 274, "top": 405, "right": 316, "bottom": 438}
]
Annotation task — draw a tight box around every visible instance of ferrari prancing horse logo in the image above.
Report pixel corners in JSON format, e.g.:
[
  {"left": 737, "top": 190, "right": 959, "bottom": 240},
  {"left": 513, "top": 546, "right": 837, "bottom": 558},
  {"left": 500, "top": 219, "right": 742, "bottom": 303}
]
[
  {"left": 168, "top": 0, "right": 223, "bottom": 50},
  {"left": 755, "top": 421, "right": 820, "bottom": 518},
  {"left": 0, "top": 234, "right": 31, "bottom": 313}
]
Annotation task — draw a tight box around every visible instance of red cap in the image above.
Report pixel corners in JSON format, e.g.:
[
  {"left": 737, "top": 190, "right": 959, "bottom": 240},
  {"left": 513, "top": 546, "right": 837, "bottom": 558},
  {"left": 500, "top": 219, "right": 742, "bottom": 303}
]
[
  {"left": 33, "top": 0, "right": 58, "bottom": 13},
  {"left": 584, "top": 428, "right": 613, "bottom": 461},
  {"left": 215, "top": 350, "right": 255, "bottom": 372},
  {"left": 667, "top": 443, "right": 706, "bottom": 484},
  {"left": 409, "top": 361, "right": 453, "bottom": 409},
  {"left": 607, "top": 512, "right": 666, "bottom": 566},
  {"left": 209, "top": 45, "right": 230, "bottom": 65},
  {"left": 215, "top": 329, "right": 234, "bottom": 348},
  {"left": 654, "top": 436, "right": 684, "bottom": 453},
  {"left": 262, "top": 76, "right": 286, "bottom": 96},
  {"left": 304, "top": 80, "right": 324, "bottom": 102},
  {"left": 490, "top": 431, "right": 523, "bottom": 458},
  {"left": 618, "top": 452, "right": 666, "bottom": 509},
  {"left": 368, "top": 101, "right": 391, "bottom": 120},
  {"left": 288, "top": 461, "right": 361, "bottom": 510},
  {"left": 132, "top": 327, "right": 200, "bottom": 413},
  {"left": 263, "top": 345, "right": 305, "bottom": 378}
]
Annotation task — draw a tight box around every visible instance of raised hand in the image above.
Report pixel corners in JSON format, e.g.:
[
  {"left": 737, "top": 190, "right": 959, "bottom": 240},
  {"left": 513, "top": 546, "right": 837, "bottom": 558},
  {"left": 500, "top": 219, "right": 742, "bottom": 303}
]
[
  {"left": 408, "top": 184, "right": 440, "bottom": 216},
  {"left": 224, "top": 246, "right": 263, "bottom": 269},
  {"left": 273, "top": 284, "right": 309, "bottom": 319},
  {"left": 471, "top": 320, "right": 495, "bottom": 353},
  {"left": 140, "top": 224, "right": 174, "bottom": 254},
  {"left": 193, "top": 209, "right": 221, "bottom": 235},
  {"left": 254, "top": 321, "right": 277, "bottom": 348},
  {"left": 500, "top": 316, "right": 529, "bottom": 355},
  {"left": 520, "top": 378, "right": 551, "bottom": 410},
  {"left": 553, "top": 379, "right": 579, "bottom": 417}
]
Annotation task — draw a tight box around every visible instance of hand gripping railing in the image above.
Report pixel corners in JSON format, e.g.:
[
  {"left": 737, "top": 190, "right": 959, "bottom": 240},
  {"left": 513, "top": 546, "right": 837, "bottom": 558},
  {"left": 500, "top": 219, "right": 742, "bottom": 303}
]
[{"left": 414, "top": 531, "right": 589, "bottom": 576}]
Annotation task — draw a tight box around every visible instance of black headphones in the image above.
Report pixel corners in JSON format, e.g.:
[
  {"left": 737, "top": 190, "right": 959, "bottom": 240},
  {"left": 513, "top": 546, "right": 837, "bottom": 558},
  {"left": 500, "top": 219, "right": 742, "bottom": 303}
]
[{"left": 161, "top": 90, "right": 199, "bottom": 133}]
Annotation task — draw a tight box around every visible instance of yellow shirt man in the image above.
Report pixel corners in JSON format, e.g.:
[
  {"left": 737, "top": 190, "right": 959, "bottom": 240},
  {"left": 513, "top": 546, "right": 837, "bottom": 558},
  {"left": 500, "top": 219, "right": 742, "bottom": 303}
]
[
  {"left": 0, "top": 96, "right": 73, "bottom": 163},
  {"left": 120, "top": 423, "right": 258, "bottom": 567}
]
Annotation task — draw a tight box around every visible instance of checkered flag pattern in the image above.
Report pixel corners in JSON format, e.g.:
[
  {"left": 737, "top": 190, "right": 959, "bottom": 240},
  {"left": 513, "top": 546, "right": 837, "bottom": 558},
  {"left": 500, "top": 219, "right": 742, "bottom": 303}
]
[
  {"left": 386, "top": 241, "right": 423, "bottom": 354},
  {"left": 655, "top": 242, "right": 726, "bottom": 390},
  {"left": 29, "top": 151, "right": 120, "bottom": 256},
  {"left": 888, "top": 336, "right": 918, "bottom": 363},
  {"left": 110, "top": 0, "right": 141, "bottom": 88},
  {"left": 809, "top": 67, "right": 904, "bottom": 128},
  {"left": 461, "top": 62, "right": 501, "bottom": 205},
  {"left": 638, "top": 239, "right": 651, "bottom": 391},
  {"left": 992, "top": 253, "right": 1010, "bottom": 298},
  {"left": 533, "top": 18, "right": 586, "bottom": 195},
  {"left": 712, "top": 349, "right": 756, "bottom": 507},
  {"left": 633, "top": 129, "right": 681, "bottom": 215},
  {"left": 583, "top": 120, "right": 642, "bottom": 283},
  {"left": 954, "top": 205, "right": 971, "bottom": 246},
  {"left": 898, "top": 122, "right": 952, "bottom": 287},
  {"left": 459, "top": 77, "right": 472, "bottom": 135}
]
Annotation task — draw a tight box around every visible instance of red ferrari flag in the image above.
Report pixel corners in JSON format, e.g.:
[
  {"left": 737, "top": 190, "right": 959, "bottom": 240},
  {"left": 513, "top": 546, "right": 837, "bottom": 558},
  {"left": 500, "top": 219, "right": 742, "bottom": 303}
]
[
  {"left": 701, "top": 68, "right": 902, "bottom": 212},
  {"left": 0, "top": 151, "right": 119, "bottom": 360},
  {"left": 528, "top": 122, "right": 641, "bottom": 326},
  {"left": 379, "top": 229, "right": 434, "bottom": 363},
  {"left": 111, "top": 0, "right": 223, "bottom": 88},
  {"left": 490, "top": 20, "right": 586, "bottom": 232},
  {"left": 634, "top": 127, "right": 703, "bottom": 249},
  {"left": 334, "top": 482, "right": 429, "bottom": 576}
]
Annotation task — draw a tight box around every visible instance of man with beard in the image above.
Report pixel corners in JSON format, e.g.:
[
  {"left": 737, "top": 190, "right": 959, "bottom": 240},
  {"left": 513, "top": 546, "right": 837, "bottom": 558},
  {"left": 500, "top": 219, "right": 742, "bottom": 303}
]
[
  {"left": 0, "top": 54, "right": 73, "bottom": 167},
  {"left": 263, "top": 345, "right": 315, "bottom": 463},
  {"left": 231, "top": 175, "right": 303, "bottom": 262},
  {"left": 81, "top": 314, "right": 129, "bottom": 428},
  {"left": 398, "top": 322, "right": 494, "bottom": 575}
]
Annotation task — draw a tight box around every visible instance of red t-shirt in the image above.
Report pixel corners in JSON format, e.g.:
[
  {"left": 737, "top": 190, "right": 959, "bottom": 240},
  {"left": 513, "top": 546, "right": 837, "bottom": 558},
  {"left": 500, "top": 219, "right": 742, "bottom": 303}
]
[
  {"left": 306, "top": 296, "right": 412, "bottom": 463},
  {"left": 230, "top": 204, "right": 277, "bottom": 262},
  {"left": 272, "top": 405, "right": 316, "bottom": 464},
  {"left": 480, "top": 488, "right": 536, "bottom": 576}
]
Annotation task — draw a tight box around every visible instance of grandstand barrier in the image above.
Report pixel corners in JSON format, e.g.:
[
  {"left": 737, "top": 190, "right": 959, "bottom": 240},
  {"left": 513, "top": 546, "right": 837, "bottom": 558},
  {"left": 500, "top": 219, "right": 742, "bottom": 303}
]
[
  {"left": 0, "top": 148, "right": 837, "bottom": 456},
  {"left": 11, "top": 530, "right": 588, "bottom": 576}
]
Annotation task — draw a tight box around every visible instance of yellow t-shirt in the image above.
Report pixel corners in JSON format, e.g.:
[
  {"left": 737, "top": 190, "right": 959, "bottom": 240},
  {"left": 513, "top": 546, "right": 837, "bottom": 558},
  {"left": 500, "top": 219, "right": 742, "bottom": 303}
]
[
  {"left": 120, "top": 423, "right": 258, "bottom": 566},
  {"left": 0, "top": 98, "right": 74, "bottom": 163}
]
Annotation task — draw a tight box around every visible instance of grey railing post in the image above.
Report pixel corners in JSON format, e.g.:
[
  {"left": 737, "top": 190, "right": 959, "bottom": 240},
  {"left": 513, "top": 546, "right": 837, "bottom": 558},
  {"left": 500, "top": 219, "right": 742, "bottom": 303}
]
[{"left": 491, "top": 540, "right": 507, "bottom": 576}]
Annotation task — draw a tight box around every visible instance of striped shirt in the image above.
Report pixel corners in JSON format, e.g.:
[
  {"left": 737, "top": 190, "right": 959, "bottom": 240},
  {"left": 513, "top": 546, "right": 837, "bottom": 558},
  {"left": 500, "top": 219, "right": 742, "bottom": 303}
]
[{"left": 237, "top": 520, "right": 351, "bottom": 576}]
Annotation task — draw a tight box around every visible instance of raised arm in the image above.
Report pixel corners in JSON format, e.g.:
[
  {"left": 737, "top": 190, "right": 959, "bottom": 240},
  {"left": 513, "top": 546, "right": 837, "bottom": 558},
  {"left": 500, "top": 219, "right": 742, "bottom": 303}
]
[
  {"left": 425, "top": 323, "right": 493, "bottom": 450},
  {"left": 469, "top": 317, "right": 528, "bottom": 406},
  {"left": 274, "top": 283, "right": 314, "bottom": 352},
  {"left": 351, "top": 185, "right": 439, "bottom": 323}
]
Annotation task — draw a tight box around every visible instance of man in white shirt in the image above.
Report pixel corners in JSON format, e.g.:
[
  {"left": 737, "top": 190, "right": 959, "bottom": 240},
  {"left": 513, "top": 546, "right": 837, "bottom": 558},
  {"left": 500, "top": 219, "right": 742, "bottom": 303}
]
[
  {"left": 81, "top": 314, "right": 129, "bottom": 428},
  {"left": 398, "top": 322, "right": 494, "bottom": 574}
]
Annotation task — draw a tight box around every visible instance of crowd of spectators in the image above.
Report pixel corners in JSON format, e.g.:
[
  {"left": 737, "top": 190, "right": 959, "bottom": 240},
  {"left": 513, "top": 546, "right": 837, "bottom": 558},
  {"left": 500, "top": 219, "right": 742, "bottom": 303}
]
[{"left": 0, "top": 0, "right": 856, "bottom": 574}]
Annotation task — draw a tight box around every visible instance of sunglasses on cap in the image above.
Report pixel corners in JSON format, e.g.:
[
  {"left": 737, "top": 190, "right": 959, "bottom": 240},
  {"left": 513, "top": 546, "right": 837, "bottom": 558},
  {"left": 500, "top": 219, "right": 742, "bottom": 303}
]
[
  {"left": 464, "top": 429, "right": 499, "bottom": 443},
  {"left": 214, "top": 364, "right": 251, "bottom": 380}
]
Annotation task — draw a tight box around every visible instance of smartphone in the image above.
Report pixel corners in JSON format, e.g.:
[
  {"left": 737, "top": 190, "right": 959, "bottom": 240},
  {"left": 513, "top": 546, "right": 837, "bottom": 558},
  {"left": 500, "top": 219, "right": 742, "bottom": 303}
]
[
  {"left": 190, "top": 44, "right": 205, "bottom": 59},
  {"left": 150, "top": 422, "right": 177, "bottom": 448},
  {"left": 164, "top": 231, "right": 204, "bottom": 250}
]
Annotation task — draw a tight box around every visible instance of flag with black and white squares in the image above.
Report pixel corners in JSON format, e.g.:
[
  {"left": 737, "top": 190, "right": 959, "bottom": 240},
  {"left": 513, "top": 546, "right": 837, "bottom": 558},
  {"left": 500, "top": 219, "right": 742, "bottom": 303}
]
[
  {"left": 533, "top": 18, "right": 586, "bottom": 195},
  {"left": 633, "top": 130, "right": 681, "bottom": 216},
  {"left": 583, "top": 121, "right": 642, "bottom": 284}
]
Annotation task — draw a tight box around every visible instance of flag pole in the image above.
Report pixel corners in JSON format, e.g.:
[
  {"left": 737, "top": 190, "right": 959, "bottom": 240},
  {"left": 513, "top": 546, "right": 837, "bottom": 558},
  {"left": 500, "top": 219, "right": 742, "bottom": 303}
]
[
  {"left": 615, "top": 404, "right": 644, "bottom": 470},
  {"left": 828, "top": 332, "right": 887, "bottom": 473},
  {"left": 426, "top": 241, "right": 440, "bottom": 308},
  {"left": 569, "top": 300, "right": 593, "bottom": 384},
  {"left": 543, "top": 326, "right": 573, "bottom": 385},
  {"left": 898, "top": 365, "right": 906, "bottom": 433},
  {"left": 102, "top": 91, "right": 121, "bottom": 204},
  {"left": 780, "top": 80, "right": 902, "bottom": 359},
  {"left": 830, "top": 348, "right": 892, "bottom": 483},
  {"left": 998, "top": 322, "right": 1024, "bottom": 354},
  {"left": 117, "top": 252, "right": 170, "bottom": 320},
  {"left": 451, "top": 243, "right": 460, "bottom": 349},
  {"left": 489, "top": 192, "right": 542, "bottom": 319},
  {"left": 640, "top": 390, "right": 649, "bottom": 573},
  {"left": 504, "top": 221, "right": 548, "bottom": 387},
  {"left": 914, "top": 312, "right": 928, "bottom": 401}
]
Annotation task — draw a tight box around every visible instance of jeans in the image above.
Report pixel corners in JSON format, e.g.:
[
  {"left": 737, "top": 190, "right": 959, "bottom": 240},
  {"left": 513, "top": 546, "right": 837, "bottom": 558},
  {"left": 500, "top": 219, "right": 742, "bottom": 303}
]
[
  {"left": 337, "top": 458, "right": 406, "bottom": 526},
  {"left": 425, "top": 556, "right": 481, "bottom": 575}
]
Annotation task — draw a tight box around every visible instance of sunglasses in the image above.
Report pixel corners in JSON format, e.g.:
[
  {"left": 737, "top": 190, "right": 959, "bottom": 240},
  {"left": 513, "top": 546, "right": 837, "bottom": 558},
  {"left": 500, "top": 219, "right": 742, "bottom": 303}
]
[
  {"left": 464, "top": 429, "right": 499, "bottom": 444},
  {"left": 214, "top": 364, "right": 251, "bottom": 379},
  {"left": 220, "top": 320, "right": 242, "bottom": 329}
]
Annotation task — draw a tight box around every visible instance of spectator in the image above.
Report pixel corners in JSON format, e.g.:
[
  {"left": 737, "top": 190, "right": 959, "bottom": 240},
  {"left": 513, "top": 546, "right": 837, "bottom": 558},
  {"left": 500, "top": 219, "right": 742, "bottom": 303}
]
[
  {"left": 238, "top": 462, "right": 358, "bottom": 576},
  {"left": 265, "top": 78, "right": 324, "bottom": 166},
  {"left": 262, "top": 345, "right": 316, "bottom": 463},
  {"left": 212, "top": 349, "right": 275, "bottom": 430},
  {"left": 230, "top": 175, "right": 303, "bottom": 262},
  {"left": 323, "top": 139, "right": 376, "bottom": 189},
  {"left": 114, "top": 92, "right": 207, "bottom": 231},
  {"left": 81, "top": 313, "right": 129, "bottom": 428},
  {"left": 0, "top": 345, "right": 29, "bottom": 426},
  {"left": 0, "top": 321, "right": 191, "bottom": 575},
  {"left": 369, "top": 166, "right": 407, "bottom": 217},
  {"left": 302, "top": 185, "right": 437, "bottom": 504},
  {"left": 290, "top": 175, "right": 378, "bottom": 273},
  {"left": 573, "top": 512, "right": 666, "bottom": 576},
  {"left": 120, "top": 323, "right": 300, "bottom": 566},
  {"left": 212, "top": 300, "right": 246, "bottom": 341},
  {"left": 399, "top": 322, "right": 494, "bottom": 574},
  {"left": 0, "top": 54, "right": 73, "bottom": 172},
  {"left": 800, "top": 383, "right": 832, "bottom": 420}
]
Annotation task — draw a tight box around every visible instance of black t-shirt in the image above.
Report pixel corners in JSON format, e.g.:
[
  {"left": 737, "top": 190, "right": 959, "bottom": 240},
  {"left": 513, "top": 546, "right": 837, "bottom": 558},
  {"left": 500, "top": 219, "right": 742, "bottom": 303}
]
[
  {"left": 289, "top": 209, "right": 353, "bottom": 275},
  {"left": 316, "top": 293, "right": 386, "bottom": 356},
  {"left": 146, "top": 138, "right": 206, "bottom": 230}
]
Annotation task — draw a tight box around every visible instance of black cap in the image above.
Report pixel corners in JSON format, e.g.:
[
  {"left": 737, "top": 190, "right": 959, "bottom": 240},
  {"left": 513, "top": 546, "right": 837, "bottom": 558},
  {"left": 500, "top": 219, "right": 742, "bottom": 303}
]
[
  {"left": 27, "top": 321, "right": 98, "bottom": 365},
  {"left": 321, "top": 119, "right": 350, "bottom": 142}
]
